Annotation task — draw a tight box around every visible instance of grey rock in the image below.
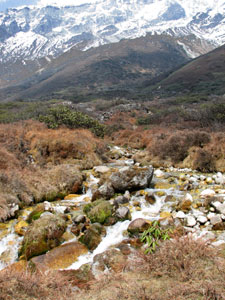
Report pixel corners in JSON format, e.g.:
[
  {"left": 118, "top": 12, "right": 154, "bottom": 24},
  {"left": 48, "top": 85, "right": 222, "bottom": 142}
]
[
  {"left": 114, "top": 195, "right": 129, "bottom": 206},
  {"left": 110, "top": 166, "right": 154, "bottom": 192},
  {"left": 115, "top": 207, "right": 131, "bottom": 221}
]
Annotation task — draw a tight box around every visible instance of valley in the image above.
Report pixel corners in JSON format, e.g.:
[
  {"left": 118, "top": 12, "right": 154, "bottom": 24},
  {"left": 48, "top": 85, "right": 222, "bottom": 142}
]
[{"left": 0, "top": 1, "right": 225, "bottom": 299}]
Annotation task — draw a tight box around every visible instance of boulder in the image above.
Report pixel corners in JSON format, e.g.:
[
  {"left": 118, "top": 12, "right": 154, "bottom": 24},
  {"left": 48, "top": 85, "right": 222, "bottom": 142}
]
[
  {"left": 110, "top": 166, "right": 154, "bottom": 192},
  {"left": 31, "top": 241, "right": 88, "bottom": 270},
  {"left": 26, "top": 204, "right": 45, "bottom": 223},
  {"left": 127, "top": 218, "right": 151, "bottom": 234},
  {"left": 114, "top": 195, "right": 129, "bottom": 206},
  {"left": 115, "top": 207, "right": 131, "bottom": 221},
  {"left": 20, "top": 214, "right": 66, "bottom": 260},
  {"left": 79, "top": 223, "right": 106, "bottom": 251},
  {"left": 92, "top": 182, "right": 115, "bottom": 201},
  {"left": 93, "top": 248, "right": 128, "bottom": 274},
  {"left": 83, "top": 200, "right": 113, "bottom": 224},
  {"left": 93, "top": 166, "right": 110, "bottom": 174}
]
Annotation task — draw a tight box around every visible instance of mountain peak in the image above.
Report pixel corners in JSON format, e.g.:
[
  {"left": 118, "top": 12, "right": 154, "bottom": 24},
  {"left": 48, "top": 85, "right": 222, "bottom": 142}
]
[{"left": 0, "top": 0, "right": 224, "bottom": 64}]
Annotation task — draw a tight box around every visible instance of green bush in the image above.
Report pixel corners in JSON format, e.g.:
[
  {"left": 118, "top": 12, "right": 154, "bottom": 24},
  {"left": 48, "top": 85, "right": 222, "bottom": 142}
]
[
  {"left": 141, "top": 220, "right": 171, "bottom": 254},
  {"left": 39, "top": 106, "right": 105, "bottom": 137}
]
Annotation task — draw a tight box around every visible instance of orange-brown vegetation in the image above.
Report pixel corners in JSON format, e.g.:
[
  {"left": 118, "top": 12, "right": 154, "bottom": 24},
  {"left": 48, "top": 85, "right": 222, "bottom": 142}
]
[
  {"left": 0, "top": 120, "right": 108, "bottom": 221},
  {"left": 109, "top": 126, "right": 225, "bottom": 172},
  {"left": 0, "top": 237, "right": 224, "bottom": 300}
]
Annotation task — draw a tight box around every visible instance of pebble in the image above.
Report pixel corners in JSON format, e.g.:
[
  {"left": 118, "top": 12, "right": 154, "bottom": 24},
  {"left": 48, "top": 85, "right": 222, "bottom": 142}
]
[
  {"left": 175, "top": 211, "right": 186, "bottom": 219},
  {"left": 154, "top": 169, "right": 165, "bottom": 178},
  {"left": 209, "top": 214, "right": 222, "bottom": 225},
  {"left": 197, "top": 215, "right": 208, "bottom": 224},
  {"left": 93, "top": 166, "right": 110, "bottom": 174},
  {"left": 189, "top": 176, "right": 198, "bottom": 183},
  {"left": 184, "top": 193, "right": 193, "bottom": 202},
  {"left": 200, "top": 189, "right": 216, "bottom": 198},
  {"left": 206, "top": 177, "right": 213, "bottom": 184},
  {"left": 211, "top": 202, "right": 225, "bottom": 214},
  {"left": 200, "top": 175, "right": 206, "bottom": 181},
  {"left": 186, "top": 216, "right": 197, "bottom": 227}
]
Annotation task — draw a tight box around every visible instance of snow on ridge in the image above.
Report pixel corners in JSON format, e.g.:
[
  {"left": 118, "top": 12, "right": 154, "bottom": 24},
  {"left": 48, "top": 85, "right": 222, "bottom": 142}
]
[{"left": 0, "top": 0, "right": 225, "bottom": 62}]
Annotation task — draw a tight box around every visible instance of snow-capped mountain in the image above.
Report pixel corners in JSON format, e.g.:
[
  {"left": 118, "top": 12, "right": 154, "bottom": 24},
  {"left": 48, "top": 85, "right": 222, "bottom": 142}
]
[{"left": 0, "top": 0, "right": 225, "bottom": 63}]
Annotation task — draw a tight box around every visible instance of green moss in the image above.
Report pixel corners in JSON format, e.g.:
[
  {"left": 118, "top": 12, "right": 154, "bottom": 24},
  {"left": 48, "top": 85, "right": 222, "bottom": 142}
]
[{"left": 83, "top": 200, "right": 113, "bottom": 224}]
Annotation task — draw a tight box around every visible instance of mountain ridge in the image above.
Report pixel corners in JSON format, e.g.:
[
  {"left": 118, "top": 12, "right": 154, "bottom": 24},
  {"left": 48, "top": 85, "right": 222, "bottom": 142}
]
[{"left": 0, "top": 0, "right": 224, "bottom": 65}]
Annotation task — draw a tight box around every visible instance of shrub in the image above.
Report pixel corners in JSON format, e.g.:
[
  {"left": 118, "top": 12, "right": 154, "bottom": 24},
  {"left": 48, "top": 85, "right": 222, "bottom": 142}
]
[
  {"left": 141, "top": 221, "right": 171, "bottom": 253},
  {"left": 39, "top": 106, "right": 105, "bottom": 137}
]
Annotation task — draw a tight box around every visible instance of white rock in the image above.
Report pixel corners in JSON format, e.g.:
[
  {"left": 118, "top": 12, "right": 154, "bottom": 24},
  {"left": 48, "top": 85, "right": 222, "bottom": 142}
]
[
  {"left": 200, "top": 189, "right": 216, "bottom": 198},
  {"left": 212, "top": 240, "right": 225, "bottom": 247},
  {"left": 189, "top": 176, "right": 198, "bottom": 183},
  {"left": 44, "top": 201, "right": 52, "bottom": 211},
  {"left": 124, "top": 190, "right": 131, "bottom": 200},
  {"left": 207, "top": 212, "right": 215, "bottom": 219},
  {"left": 206, "top": 177, "right": 213, "bottom": 184},
  {"left": 200, "top": 231, "right": 216, "bottom": 241},
  {"left": 212, "top": 202, "right": 225, "bottom": 214},
  {"left": 154, "top": 169, "right": 165, "bottom": 178},
  {"left": 197, "top": 215, "right": 208, "bottom": 224},
  {"left": 200, "top": 175, "right": 206, "bottom": 181},
  {"left": 175, "top": 211, "right": 186, "bottom": 219},
  {"left": 184, "top": 193, "right": 193, "bottom": 202},
  {"left": 93, "top": 166, "right": 110, "bottom": 174},
  {"left": 215, "top": 172, "right": 225, "bottom": 185},
  {"left": 125, "top": 159, "right": 135, "bottom": 166},
  {"left": 186, "top": 216, "right": 197, "bottom": 227},
  {"left": 209, "top": 214, "right": 222, "bottom": 225}
]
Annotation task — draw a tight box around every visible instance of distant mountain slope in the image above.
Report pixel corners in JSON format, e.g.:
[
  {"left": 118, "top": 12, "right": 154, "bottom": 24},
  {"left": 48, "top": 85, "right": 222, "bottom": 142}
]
[
  {"left": 151, "top": 44, "right": 225, "bottom": 96},
  {"left": 0, "top": 34, "right": 191, "bottom": 101}
]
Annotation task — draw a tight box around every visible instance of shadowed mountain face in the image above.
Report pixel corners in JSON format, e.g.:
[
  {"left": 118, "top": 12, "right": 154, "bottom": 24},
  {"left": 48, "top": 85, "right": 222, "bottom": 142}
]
[
  {"left": 150, "top": 44, "right": 225, "bottom": 96},
  {"left": 0, "top": 34, "right": 191, "bottom": 101}
]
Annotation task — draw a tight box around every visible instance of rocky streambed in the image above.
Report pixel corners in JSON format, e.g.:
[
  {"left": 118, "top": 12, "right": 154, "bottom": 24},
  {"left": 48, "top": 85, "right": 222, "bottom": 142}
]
[{"left": 0, "top": 147, "right": 225, "bottom": 278}]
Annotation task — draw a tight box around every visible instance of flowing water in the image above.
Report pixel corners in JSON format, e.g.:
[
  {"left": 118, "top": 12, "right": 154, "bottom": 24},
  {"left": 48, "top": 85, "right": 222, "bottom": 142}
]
[{"left": 0, "top": 157, "right": 225, "bottom": 272}]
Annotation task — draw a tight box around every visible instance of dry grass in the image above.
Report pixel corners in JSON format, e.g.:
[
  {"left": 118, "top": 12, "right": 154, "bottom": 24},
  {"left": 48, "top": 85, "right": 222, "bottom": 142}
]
[
  {"left": 0, "top": 120, "right": 108, "bottom": 221},
  {"left": 111, "top": 127, "right": 225, "bottom": 172},
  {"left": 1, "top": 237, "right": 223, "bottom": 300},
  {"left": 0, "top": 269, "right": 73, "bottom": 300}
]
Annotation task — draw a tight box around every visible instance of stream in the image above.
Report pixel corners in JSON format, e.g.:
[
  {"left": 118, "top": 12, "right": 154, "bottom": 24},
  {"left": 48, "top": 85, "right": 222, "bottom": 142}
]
[{"left": 0, "top": 154, "right": 225, "bottom": 272}]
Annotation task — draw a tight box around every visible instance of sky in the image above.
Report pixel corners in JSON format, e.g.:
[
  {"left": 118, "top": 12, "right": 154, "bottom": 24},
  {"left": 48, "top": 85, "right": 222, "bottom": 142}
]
[{"left": 0, "top": 0, "right": 95, "bottom": 11}]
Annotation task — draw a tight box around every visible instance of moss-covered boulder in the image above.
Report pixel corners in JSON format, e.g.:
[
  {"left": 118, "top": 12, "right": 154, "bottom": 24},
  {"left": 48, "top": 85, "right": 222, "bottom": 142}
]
[
  {"left": 15, "top": 220, "right": 29, "bottom": 236},
  {"left": 79, "top": 223, "right": 106, "bottom": 251},
  {"left": 83, "top": 199, "right": 113, "bottom": 224},
  {"left": 20, "top": 214, "right": 66, "bottom": 260},
  {"left": 30, "top": 241, "right": 88, "bottom": 270},
  {"left": 26, "top": 204, "right": 45, "bottom": 223}
]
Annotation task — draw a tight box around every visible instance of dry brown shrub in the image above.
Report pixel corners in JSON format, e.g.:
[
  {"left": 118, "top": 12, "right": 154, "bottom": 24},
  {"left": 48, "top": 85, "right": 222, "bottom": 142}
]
[
  {"left": 0, "top": 269, "right": 73, "bottom": 300},
  {"left": 0, "top": 120, "right": 108, "bottom": 221},
  {"left": 146, "top": 236, "right": 218, "bottom": 281}
]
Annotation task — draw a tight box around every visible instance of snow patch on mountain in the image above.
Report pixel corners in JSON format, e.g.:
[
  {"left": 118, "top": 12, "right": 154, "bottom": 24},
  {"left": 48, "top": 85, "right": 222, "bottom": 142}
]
[{"left": 0, "top": 0, "right": 225, "bottom": 62}]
